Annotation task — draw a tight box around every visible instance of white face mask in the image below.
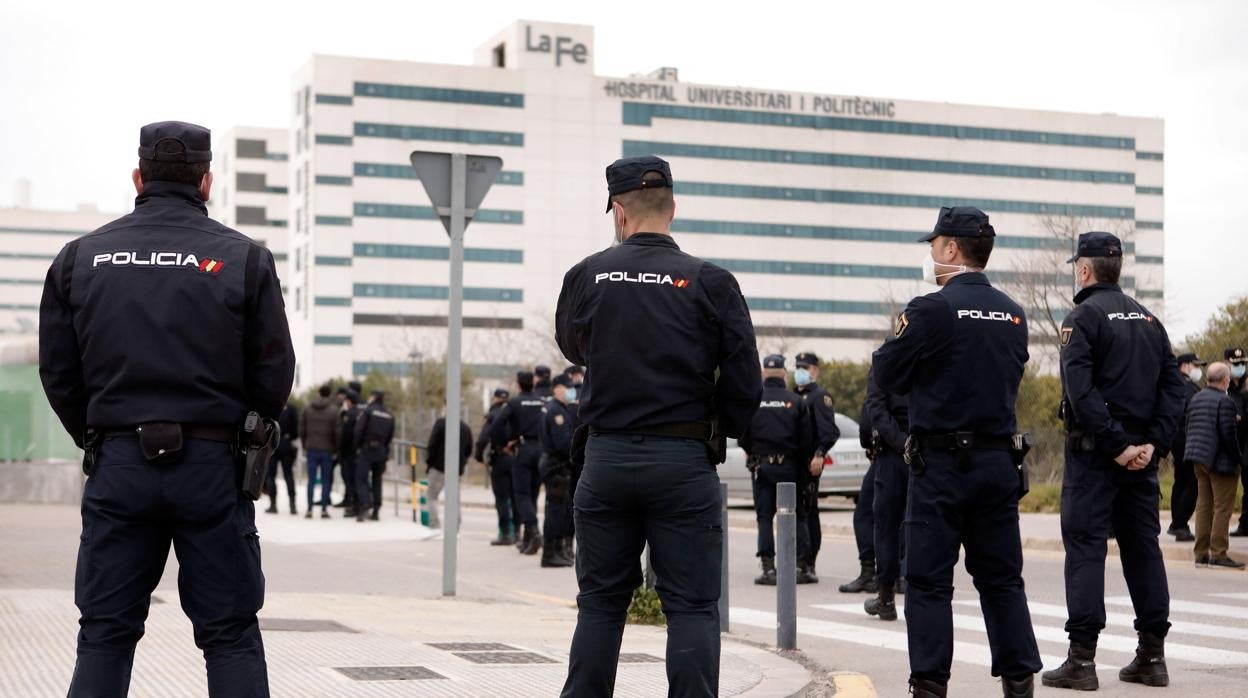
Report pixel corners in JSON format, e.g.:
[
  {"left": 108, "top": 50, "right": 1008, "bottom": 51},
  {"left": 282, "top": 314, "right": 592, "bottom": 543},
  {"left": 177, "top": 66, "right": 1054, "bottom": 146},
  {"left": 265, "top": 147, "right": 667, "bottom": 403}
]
[
  {"left": 1189, "top": 367, "right": 1204, "bottom": 383},
  {"left": 610, "top": 209, "right": 624, "bottom": 247},
  {"left": 921, "top": 251, "right": 968, "bottom": 286},
  {"left": 1233, "top": 365, "right": 1246, "bottom": 380}
]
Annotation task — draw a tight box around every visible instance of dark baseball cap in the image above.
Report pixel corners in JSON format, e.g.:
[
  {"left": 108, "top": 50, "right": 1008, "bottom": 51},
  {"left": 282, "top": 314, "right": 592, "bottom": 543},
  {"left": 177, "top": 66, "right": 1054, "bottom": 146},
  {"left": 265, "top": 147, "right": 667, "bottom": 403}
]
[
  {"left": 516, "top": 370, "right": 534, "bottom": 383},
  {"left": 137, "top": 121, "right": 212, "bottom": 163},
  {"left": 1067, "top": 232, "right": 1123, "bottom": 264},
  {"left": 605, "top": 155, "right": 673, "bottom": 213},
  {"left": 795, "top": 352, "right": 820, "bottom": 368},
  {"left": 1226, "top": 348, "right": 1247, "bottom": 364},
  {"left": 563, "top": 364, "right": 585, "bottom": 376},
  {"left": 552, "top": 373, "right": 575, "bottom": 388},
  {"left": 763, "top": 354, "right": 786, "bottom": 369},
  {"left": 918, "top": 206, "right": 995, "bottom": 242},
  {"left": 493, "top": 388, "right": 510, "bottom": 399},
  {"left": 534, "top": 365, "right": 552, "bottom": 377},
  {"left": 1177, "top": 353, "right": 1207, "bottom": 366}
]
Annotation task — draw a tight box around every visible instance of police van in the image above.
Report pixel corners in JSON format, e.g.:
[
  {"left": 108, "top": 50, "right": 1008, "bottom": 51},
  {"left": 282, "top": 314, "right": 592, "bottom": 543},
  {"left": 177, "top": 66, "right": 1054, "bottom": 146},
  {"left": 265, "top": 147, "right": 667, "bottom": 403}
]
[{"left": 719, "top": 413, "right": 870, "bottom": 503}]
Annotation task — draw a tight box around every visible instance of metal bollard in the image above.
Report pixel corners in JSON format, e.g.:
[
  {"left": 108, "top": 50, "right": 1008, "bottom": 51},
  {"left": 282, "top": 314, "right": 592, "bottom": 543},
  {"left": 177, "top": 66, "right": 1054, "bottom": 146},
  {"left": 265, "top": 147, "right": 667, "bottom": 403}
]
[
  {"left": 776, "top": 481, "right": 797, "bottom": 650},
  {"left": 719, "top": 482, "right": 730, "bottom": 633}
]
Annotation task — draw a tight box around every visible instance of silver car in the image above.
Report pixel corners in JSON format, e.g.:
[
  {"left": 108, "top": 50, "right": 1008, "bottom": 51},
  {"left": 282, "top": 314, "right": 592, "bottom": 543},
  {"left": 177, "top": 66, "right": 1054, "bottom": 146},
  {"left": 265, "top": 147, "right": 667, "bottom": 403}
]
[{"left": 719, "top": 413, "right": 871, "bottom": 502}]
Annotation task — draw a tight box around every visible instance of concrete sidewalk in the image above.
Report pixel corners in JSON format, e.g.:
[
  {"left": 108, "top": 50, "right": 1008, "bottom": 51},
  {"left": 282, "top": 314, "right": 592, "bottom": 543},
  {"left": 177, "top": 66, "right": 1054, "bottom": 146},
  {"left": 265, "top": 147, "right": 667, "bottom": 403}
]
[{"left": 0, "top": 502, "right": 814, "bottom": 698}]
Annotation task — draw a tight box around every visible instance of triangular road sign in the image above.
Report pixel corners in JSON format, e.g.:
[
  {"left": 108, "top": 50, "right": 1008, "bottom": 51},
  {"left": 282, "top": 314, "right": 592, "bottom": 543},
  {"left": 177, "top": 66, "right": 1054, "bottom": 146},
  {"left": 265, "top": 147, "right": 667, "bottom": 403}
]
[{"left": 409, "top": 151, "right": 504, "bottom": 235}]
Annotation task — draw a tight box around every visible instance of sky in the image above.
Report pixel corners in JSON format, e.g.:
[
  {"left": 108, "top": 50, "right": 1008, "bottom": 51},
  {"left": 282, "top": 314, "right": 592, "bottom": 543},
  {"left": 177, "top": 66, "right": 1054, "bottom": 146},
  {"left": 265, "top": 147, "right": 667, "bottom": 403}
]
[{"left": 1, "top": 0, "right": 1244, "bottom": 341}]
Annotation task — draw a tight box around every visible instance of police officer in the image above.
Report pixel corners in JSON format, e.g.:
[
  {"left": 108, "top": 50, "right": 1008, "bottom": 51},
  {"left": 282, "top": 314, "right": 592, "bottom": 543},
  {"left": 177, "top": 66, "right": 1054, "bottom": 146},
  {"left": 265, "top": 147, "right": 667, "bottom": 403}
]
[
  {"left": 1166, "top": 353, "right": 1204, "bottom": 541},
  {"left": 534, "top": 364, "right": 554, "bottom": 400},
  {"left": 538, "top": 373, "right": 580, "bottom": 567},
  {"left": 741, "top": 355, "right": 815, "bottom": 585},
  {"left": 872, "top": 206, "right": 1040, "bottom": 698},
  {"left": 475, "top": 388, "right": 517, "bottom": 545},
  {"left": 1226, "top": 348, "right": 1248, "bottom": 537},
  {"left": 863, "top": 365, "right": 911, "bottom": 622},
  {"left": 556, "top": 155, "right": 760, "bottom": 697},
  {"left": 337, "top": 388, "right": 362, "bottom": 518},
  {"left": 39, "top": 121, "right": 294, "bottom": 697},
  {"left": 793, "top": 351, "right": 839, "bottom": 582},
  {"left": 841, "top": 416, "right": 879, "bottom": 595},
  {"left": 353, "top": 389, "right": 396, "bottom": 522},
  {"left": 491, "top": 371, "right": 546, "bottom": 554},
  {"left": 1042, "top": 232, "right": 1185, "bottom": 691},
  {"left": 264, "top": 402, "right": 299, "bottom": 515}
]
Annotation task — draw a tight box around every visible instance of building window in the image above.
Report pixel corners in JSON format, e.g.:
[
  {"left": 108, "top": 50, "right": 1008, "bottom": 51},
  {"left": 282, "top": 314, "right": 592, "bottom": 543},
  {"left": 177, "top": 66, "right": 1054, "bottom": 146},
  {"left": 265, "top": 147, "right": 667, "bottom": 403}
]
[
  {"left": 353, "top": 283, "right": 523, "bottom": 303},
  {"left": 315, "top": 215, "right": 353, "bottom": 226},
  {"left": 236, "top": 172, "right": 266, "bottom": 192},
  {"left": 315, "top": 134, "right": 354, "bottom": 146},
  {"left": 314, "top": 335, "right": 352, "bottom": 345},
  {"left": 354, "top": 242, "right": 523, "bottom": 263},
  {"left": 295, "top": 287, "right": 302, "bottom": 311},
  {"left": 353, "top": 122, "right": 523, "bottom": 147},
  {"left": 314, "top": 256, "right": 353, "bottom": 266},
  {"left": 236, "top": 138, "right": 269, "bottom": 159},
  {"left": 354, "top": 81, "right": 523, "bottom": 108},
  {"left": 315, "top": 175, "right": 353, "bottom": 186},
  {"left": 316, "top": 94, "right": 353, "bottom": 105},
  {"left": 493, "top": 43, "right": 505, "bottom": 67},
  {"left": 235, "top": 206, "right": 268, "bottom": 225},
  {"left": 353, "top": 202, "right": 522, "bottom": 224}
]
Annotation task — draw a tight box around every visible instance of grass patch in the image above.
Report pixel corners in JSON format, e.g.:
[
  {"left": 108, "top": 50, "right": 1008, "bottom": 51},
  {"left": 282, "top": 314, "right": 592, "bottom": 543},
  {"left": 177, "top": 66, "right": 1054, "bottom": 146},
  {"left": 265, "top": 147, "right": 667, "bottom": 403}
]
[{"left": 626, "top": 586, "right": 665, "bottom": 626}]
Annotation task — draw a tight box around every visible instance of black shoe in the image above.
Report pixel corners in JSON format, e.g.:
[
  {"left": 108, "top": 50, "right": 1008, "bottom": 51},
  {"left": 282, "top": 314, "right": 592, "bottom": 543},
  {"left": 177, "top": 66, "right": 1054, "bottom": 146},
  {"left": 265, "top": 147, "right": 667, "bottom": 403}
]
[
  {"left": 369, "top": 509, "right": 380, "bottom": 521},
  {"left": 540, "top": 541, "right": 573, "bottom": 567},
  {"left": 1166, "top": 522, "right": 1180, "bottom": 535},
  {"left": 1119, "top": 632, "right": 1168, "bottom": 687},
  {"left": 344, "top": 507, "right": 356, "bottom": 518},
  {"left": 304, "top": 511, "right": 313, "bottom": 519},
  {"left": 1174, "top": 529, "right": 1195, "bottom": 542},
  {"left": 1230, "top": 525, "right": 1248, "bottom": 537},
  {"left": 520, "top": 525, "right": 542, "bottom": 555},
  {"left": 754, "top": 556, "right": 777, "bottom": 586},
  {"left": 321, "top": 509, "right": 331, "bottom": 519},
  {"left": 865, "top": 585, "right": 897, "bottom": 621},
  {"left": 1211, "top": 556, "right": 1247, "bottom": 570},
  {"left": 332, "top": 500, "right": 347, "bottom": 508},
  {"left": 838, "top": 561, "right": 878, "bottom": 593},
  {"left": 1042, "top": 642, "right": 1098, "bottom": 691},
  {"left": 1196, "top": 554, "right": 1211, "bottom": 568},
  {"left": 490, "top": 530, "right": 517, "bottom": 546},
  {"left": 562, "top": 537, "right": 576, "bottom": 561},
  {"left": 1002, "top": 674, "right": 1034, "bottom": 698},
  {"left": 264, "top": 501, "right": 278, "bottom": 514},
  {"left": 289, "top": 498, "right": 298, "bottom": 516},
  {"left": 908, "top": 677, "right": 947, "bottom": 697},
  {"left": 796, "top": 562, "right": 819, "bottom": 585},
  {"left": 356, "top": 512, "right": 366, "bottom": 522}
]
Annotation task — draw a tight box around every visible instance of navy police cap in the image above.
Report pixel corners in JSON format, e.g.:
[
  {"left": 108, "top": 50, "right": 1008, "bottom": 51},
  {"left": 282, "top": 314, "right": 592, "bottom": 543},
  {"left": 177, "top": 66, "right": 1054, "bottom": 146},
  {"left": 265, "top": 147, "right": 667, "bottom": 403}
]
[
  {"left": 1225, "top": 348, "right": 1247, "bottom": 364},
  {"left": 918, "top": 206, "right": 995, "bottom": 242},
  {"left": 493, "top": 388, "right": 511, "bottom": 399},
  {"left": 795, "top": 352, "right": 820, "bottom": 368},
  {"left": 534, "top": 365, "right": 552, "bottom": 377},
  {"left": 516, "top": 370, "right": 534, "bottom": 383},
  {"left": 552, "top": 373, "right": 575, "bottom": 389},
  {"left": 763, "top": 354, "right": 786, "bottom": 369},
  {"left": 605, "top": 155, "right": 673, "bottom": 213},
  {"left": 137, "top": 121, "right": 212, "bottom": 163},
  {"left": 1066, "top": 231, "right": 1123, "bottom": 264},
  {"left": 1176, "top": 353, "right": 1206, "bottom": 367}
]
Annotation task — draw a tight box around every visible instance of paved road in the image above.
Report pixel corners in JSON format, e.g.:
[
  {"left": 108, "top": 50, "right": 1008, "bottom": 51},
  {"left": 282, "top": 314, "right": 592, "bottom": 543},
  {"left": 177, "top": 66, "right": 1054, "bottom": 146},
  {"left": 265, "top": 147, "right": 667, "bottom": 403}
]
[{"left": 8, "top": 495, "right": 1248, "bottom": 696}]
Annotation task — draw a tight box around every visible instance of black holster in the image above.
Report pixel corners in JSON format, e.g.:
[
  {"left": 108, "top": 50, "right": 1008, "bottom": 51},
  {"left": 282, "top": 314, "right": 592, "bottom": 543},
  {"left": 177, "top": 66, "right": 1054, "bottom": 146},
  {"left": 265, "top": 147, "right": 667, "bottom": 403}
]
[
  {"left": 241, "top": 412, "right": 278, "bottom": 500},
  {"left": 903, "top": 435, "right": 926, "bottom": 476},
  {"left": 81, "top": 430, "right": 101, "bottom": 476},
  {"left": 570, "top": 424, "right": 589, "bottom": 467},
  {"left": 1011, "top": 433, "right": 1032, "bottom": 498}
]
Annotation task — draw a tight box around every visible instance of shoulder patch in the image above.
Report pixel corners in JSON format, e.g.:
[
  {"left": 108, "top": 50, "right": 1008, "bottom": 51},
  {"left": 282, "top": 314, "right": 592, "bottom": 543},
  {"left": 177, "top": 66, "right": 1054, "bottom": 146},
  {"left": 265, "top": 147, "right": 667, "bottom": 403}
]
[
  {"left": 554, "top": 414, "right": 565, "bottom": 426},
  {"left": 823, "top": 394, "right": 833, "bottom": 408},
  {"left": 894, "top": 312, "right": 909, "bottom": 338},
  {"left": 1061, "top": 326, "right": 1073, "bottom": 347}
]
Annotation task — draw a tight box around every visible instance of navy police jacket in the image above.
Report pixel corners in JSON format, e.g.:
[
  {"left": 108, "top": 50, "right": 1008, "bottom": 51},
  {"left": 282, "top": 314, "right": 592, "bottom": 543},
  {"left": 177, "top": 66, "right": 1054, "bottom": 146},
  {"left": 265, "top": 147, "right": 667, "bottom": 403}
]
[
  {"left": 739, "top": 377, "right": 811, "bottom": 458},
  {"left": 794, "top": 382, "right": 840, "bottom": 456},
  {"left": 491, "top": 389, "right": 545, "bottom": 445},
  {"left": 1059, "top": 282, "right": 1184, "bottom": 458},
  {"left": 38, "top": 181, "right": 295, "bottom": 446},
  {"left": 872, "top": 272, "right": 1027, "bottom": 437},
  {"left": 555, "top": 233, "right": 761, "bottom": 437},
  {"left": 864, "top": 367, "right": 910, "bottom": 454},
  {"left": 539, "top": 399, "right": 580, "bottom": 461}
]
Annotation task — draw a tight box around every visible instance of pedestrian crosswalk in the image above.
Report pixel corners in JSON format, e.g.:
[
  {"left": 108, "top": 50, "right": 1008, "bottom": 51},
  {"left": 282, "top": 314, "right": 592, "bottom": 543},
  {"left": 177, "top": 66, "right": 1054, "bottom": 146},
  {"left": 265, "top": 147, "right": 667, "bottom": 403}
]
[{"left": 731, "top": 591, "right": 1248, "bottom": 672}]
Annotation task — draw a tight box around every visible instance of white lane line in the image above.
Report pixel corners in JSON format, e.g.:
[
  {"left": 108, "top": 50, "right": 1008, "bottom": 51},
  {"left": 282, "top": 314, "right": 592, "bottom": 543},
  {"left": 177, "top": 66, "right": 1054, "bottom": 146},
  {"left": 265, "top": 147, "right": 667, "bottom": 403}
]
[
  {"left": 1207, "top": 592, "right": 1248, "bottom": 601},
  {"left": 812, "top": 602, "right": 1248, "bottom": 665},
  {"left": 974, "top": 600, "right": 1248, "bottom": 643},
  {"left": 731, "top": 606, "right": 1067, "bottom": 670},
  {"left": 1108, "top": 596, "right": 1248, "bottom": 622}
]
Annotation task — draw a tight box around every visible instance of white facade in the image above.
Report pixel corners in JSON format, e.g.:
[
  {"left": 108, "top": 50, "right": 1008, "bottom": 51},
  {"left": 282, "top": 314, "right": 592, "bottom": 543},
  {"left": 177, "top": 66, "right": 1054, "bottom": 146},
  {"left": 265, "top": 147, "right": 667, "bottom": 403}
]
[
  {"left": 292, "top": 20, "right": 1162, "bottom": 388},
  {"left": 207, "top": 127, "right": 292, "bottom": 300},
  {"left": 0, "top": 206, "right": 118, "bottom": 334}
]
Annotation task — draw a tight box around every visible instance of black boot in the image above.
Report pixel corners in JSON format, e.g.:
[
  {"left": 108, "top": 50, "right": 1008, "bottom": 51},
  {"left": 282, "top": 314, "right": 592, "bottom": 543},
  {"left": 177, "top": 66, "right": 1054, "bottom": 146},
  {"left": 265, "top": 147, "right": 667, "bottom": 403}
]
[
  {"left": 1119, "top": 632, "right": 1168, "bottom": 687},
  {"left": 838, "top": 561, "right": 878, "bottom": 593},
  {"left": 344, "top": 506, "right": 357, "bottom": 519},
  {"left": 265, "top": 496, "right": 278, "bottom": 514},
  {"left": 796, "top": 560, "right": 819, "bottom": 584},
  {"left": 1002, "top": 674, "right": 1034, "bottom": 697},
  {"left": 520, "top": 525, "right": 542, "bottom": 555},
  {"left": 369, "top": 508, "right": 379, "bottom": 521},
  {"left": 289, "top": 496, "right": 298, "bottom": 516},
  {"left": 1041, "top": 641, "right": 1098, "bottom": 690},
  {"left": 541, "top": 538, "right": 573, "bottom": 567},
  {"left": 754, "top": 556, "right": 777, "bottom": 585},
  {"left": 490, "top": 528, "right": 516, "bottom": 546},
  {"left": 865, "top": 584, "right": 897, "bottom": 621},
  {"left": 908, "top": 677, "right": 947, "bottom": 697},
  {"left": 562, "top": 536, "right": 575, "bottom": 561}
]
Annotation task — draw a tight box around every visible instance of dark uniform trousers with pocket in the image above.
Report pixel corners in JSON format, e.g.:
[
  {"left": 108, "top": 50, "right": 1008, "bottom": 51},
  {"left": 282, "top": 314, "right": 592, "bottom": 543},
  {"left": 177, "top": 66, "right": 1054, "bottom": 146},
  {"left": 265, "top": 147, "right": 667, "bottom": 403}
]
[
  {"left": 751, "top": 459, "right": 810, "bottom": 560},
  {"left": 872, "top": 448, "right": 909, "bottom": 586},
  {"left": 903, "top": 449, "right": 1041, "bottom": 683},
  {"left": 562, "top": 434, "right": 722, "bottom": 698},
  {"left": 71, "top": 436, "right": 267, "bottom": 698},
  {"left": 1060, "top": 445, "right": 1170, "bottom": 646}
]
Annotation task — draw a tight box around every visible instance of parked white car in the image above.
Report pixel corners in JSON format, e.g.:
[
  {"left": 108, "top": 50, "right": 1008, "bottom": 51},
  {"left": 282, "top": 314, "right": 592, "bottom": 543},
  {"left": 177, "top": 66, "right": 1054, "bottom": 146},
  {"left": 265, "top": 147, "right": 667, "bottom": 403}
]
[{"left": 719, "top": 413, "right": 871, "bottom": 502}]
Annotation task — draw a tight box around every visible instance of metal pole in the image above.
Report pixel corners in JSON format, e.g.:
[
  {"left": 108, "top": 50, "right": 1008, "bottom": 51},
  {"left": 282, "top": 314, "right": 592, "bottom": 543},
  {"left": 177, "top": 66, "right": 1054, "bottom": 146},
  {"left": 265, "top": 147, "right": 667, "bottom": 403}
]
[
  {"left": 396, "top": 418, "right": 405, "bottom": 518},
  {"left": 776, "top": 482, "right": 797, "bottom": 650},
  {"left": 442, "top": 153, "right": 467, "bottom": 597},
  {"left": 417, "top": 360, "right": 425, "bottom": 440},
  {"left": 719, "top": 482, "right": 730, "bottom": 633}
]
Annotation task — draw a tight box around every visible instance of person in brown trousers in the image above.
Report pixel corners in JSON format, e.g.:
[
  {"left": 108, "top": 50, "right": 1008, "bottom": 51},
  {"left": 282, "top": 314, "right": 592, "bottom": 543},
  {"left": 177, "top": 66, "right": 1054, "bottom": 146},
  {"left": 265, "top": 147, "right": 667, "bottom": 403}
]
[{"left": 1185, "top": 361, "right": 1245, "bottom": 569}]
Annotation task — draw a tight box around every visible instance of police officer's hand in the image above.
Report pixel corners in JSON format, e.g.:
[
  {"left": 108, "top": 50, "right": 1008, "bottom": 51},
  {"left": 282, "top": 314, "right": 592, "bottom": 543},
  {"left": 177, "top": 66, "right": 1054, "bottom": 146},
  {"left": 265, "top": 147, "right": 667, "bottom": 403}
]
[
  {"left": 1114, "top": 444, "right": 1144, "bottom": 468},
  {"left": 808, "top": 455, "right": 825, "bottom": 477},
  {"left": 1132, "top": 443, "right": 1156, "bottom": 470}
]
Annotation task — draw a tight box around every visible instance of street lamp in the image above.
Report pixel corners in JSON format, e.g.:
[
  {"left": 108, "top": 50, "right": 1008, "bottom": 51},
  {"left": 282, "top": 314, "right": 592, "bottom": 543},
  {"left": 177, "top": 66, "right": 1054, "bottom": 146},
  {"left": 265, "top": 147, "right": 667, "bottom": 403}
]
[{"left": 408, "top": 350, "right": 425, "bottom": 437}]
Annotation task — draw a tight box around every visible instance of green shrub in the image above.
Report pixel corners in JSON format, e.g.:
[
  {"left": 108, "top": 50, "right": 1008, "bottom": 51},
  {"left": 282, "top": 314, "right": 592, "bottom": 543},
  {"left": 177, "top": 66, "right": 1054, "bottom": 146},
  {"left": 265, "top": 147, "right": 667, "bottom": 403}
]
[{"left": 626, "top": 586, "right": 665, "bottom": 626}]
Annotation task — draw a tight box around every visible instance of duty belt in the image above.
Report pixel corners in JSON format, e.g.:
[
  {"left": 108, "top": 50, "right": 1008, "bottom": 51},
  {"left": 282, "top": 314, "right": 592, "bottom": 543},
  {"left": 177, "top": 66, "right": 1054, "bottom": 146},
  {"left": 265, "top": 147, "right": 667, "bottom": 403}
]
[
  {"left": 590, "top": 421, "right": 712, "bottom": 441},
  {"left": 100, "top": 423, "right": 236, "bottom": 443},
  {"left": 914, "top": 432, "right": 1013, "bottom": 451}
]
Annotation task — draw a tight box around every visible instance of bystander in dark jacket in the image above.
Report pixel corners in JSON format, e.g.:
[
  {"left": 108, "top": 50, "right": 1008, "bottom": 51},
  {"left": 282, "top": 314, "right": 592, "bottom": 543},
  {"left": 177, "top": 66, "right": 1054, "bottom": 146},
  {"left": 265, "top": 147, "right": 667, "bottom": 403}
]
[{"left": 1185, "top": 362, "right": 1244, "bottom": 568}]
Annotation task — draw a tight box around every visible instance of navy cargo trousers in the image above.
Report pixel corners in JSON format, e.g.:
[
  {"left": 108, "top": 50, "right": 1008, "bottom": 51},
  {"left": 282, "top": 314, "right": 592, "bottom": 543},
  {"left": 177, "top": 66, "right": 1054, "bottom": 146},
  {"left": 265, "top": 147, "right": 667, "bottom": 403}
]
[
  {"left": 562, "top": 434, "right": 722, "bottom": 698},
  {"left": 69, "top": 436, "right": 268, "bottom": 697}
]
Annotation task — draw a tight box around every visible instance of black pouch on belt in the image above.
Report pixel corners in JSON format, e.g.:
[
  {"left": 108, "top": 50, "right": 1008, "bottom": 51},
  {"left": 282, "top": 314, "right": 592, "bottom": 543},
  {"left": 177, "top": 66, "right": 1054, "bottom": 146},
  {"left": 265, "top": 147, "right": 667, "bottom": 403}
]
[
  {"left": 137, "top": 422, "right": 183, "bottom": 465},
  {"left": 570, "top": 424, "right": 589, "bottom": 468}
]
